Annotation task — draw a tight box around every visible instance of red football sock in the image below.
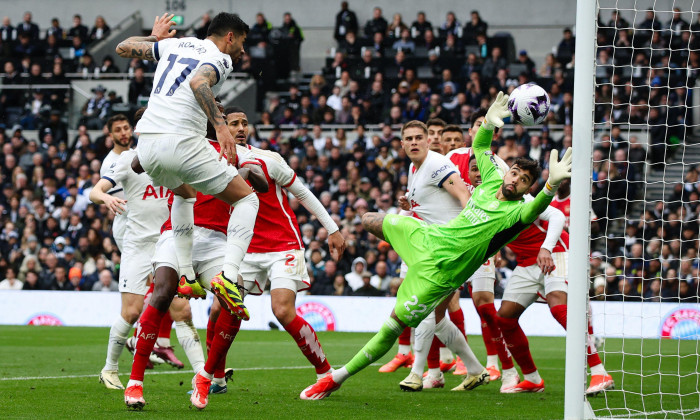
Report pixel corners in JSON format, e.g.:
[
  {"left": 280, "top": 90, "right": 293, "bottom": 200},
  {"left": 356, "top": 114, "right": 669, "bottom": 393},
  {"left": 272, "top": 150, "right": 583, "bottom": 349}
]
[
  {"left": 158, "top": 311, "right": 173, "bottom": 339},
  {"left": 204, "top": 309, "right": 241, "bottom": 375},
  {"left": 206, "top": 317, "right": 216, "bottom": 354},
  {"left": 398, "top": 326, "right": 411, "bottom": 346},
  {"left": 132, "top": 283, "right": 156, "bottom": 338},
  {"left": 130, "top": 305, "right": 166, "bottom": 381},
  {"left": 587, "top": 318, "right": 603, "bottom": 368},
  {"left": 498, "top": 316, "right": 536, "bottom": 374},
  {"left": 284, "top": 315, "right": 331, "bottom": 374},
  {"left": 427, "top": 336, "right": 441, "bottom": 369},
  {"left": 478, "top": 304, "right": 514, "bottom": 370},
  {"left": 449, "top": 308, "right": 466, "bottom": 338},
  {"left": 550, "top": 304, "right": 567, "bottom": 330}
]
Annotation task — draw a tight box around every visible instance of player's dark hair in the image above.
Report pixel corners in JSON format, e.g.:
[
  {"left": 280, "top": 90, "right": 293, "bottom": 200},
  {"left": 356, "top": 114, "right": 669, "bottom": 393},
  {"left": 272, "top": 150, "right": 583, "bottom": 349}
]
[
  {"left": 224, "top": 106, "right": 247, "bottom": 116},
  {"left": 442, "top": 124, "right": 463, "bottom": 135},
  {"left": 106, "top": 113, "right": 129, "bottom": 132},
  {"left": 401, "top": 120, "right": 428, "bottom": 136},
  {"left": 426, "top": 118, "right": 446, "bottom": 128},
  {"left": 512, "top": 157, "right": 541, "bottom": 186},
  {"left": 469, "top": 153, "right": 477, "bottom": 163},
  {"left": 133, "top": 107, "right": 147, "bottom": 125},
  {"left": 207, "top": 12, "right": 249, "bottom": 37}
]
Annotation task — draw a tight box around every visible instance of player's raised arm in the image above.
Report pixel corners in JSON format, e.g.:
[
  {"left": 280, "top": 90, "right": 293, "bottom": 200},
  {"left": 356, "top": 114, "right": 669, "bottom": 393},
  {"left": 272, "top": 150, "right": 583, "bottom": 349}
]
[
  {"left": 116, "top": 13, "right": 176, "bottom": 60},
  {"left": 89, "top": 178, "right": 127, "bottom": 215},
  {"left": 521, "top": 148, "right": 572, "bottom": 225},
  {"left": 472, "top": 92, "right": 511, "bottom": 186}
]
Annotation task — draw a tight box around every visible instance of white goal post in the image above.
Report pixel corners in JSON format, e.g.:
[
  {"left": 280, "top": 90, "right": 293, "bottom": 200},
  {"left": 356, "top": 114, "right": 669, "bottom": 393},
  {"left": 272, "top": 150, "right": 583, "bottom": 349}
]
[{"left": 567, "top": 1, "right": 700, "bottom": 419}]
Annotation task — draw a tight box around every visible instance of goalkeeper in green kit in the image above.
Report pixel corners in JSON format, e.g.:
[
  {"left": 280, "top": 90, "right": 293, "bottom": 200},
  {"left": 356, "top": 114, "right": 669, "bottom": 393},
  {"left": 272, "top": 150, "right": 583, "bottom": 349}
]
[{"left": 300, "top": 92, "right": 573, "bottom": 400}]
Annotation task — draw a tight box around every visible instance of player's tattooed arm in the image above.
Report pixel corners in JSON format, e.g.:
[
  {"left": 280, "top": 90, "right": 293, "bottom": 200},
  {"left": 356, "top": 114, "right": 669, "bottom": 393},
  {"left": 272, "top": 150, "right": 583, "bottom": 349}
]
[
  {"left": 361, "top": 212, "right": 386, "bottom": 241},
  {"left": 115, "top": 36, "right": 158, "bottom": 60},
  {"left": 116, "top": 13, "right": 176, "bottom": 61},
  {"left": 191, "top": 65, "right": 226, "bottom": 129}
]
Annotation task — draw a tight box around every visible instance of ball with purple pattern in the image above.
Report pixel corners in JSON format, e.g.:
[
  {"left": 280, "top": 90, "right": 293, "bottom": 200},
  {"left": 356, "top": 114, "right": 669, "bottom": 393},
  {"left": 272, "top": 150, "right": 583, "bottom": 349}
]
[{"left": 507, "top": 83, "right": 550, "bottom": 126}]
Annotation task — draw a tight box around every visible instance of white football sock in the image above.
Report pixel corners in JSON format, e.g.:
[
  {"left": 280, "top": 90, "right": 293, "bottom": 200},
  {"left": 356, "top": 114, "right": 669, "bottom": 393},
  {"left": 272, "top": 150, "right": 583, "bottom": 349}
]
[
  {"left": 428, "top": 368, "right": 441, "bottom": 377},
  {"left": 434, "top": 317, "right": 483, "bottom": 375},
  {"left": 317, "top": 367, "right": 333, "bottom": 380},
  {"left": 171, "top": 196, "right": 196, "bottom": 280},
  {"left": 486, "top": 355, "right": 499, "bottom": 367},
  {"left": 398, "top": 344, "right": 411, "bottom": 355},
  {"left": 127, "top": 379, "right": 143, "bottom": 388},
  {"left": 223, "top": 194, "right": 259, "bottom": 280},
  {"left": 439, "top": 346, "right": 454, "bottom": 363},
  {"left": 410, "top": 313, "right": 435, "bottom": 375},
  {"left": 524, "top": 370, "right": 542, "bottom": 384},
  {"left": 104, "top": 316, "right": 132, "bottom": 371},
  {"left": 590, "top": 363, "right": 607, "bottom": 376},
  {"left": 331, "top": 366, "right": 350, "bottom": 384},
  {"left": 175, "top": 320, "right": 205, "bottom": 373},
  {"left": 156, "top": 337, "right": 171, "bottom": 347},
  {"left": 213, "top": 376, "right": 226, "bottom": 386},
  {"left": 199, "top": 369, "right": 213, "bottom": 379}
]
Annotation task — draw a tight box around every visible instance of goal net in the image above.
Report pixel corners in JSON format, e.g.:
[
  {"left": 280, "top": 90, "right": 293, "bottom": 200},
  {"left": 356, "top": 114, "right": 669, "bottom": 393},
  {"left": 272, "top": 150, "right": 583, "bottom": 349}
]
[{"left": 577, "top": 1, "right": 700, "bottom": 418}]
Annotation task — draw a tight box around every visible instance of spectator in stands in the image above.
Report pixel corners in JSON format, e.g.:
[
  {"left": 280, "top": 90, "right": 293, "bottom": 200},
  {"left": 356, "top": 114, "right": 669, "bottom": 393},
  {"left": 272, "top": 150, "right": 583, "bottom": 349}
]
[
  {"left": 334, "top": 1, "right": 358, "bottom": 43},
  {"left": 463, "top": 10, "right": 488, "bottom": 45},
  {"left": 89, "top": 15, "right": 111, "bottom": 44},
  {"left": 80, "top": 85, "right": 110, "bottom": 129},
  {"left": 668, "top": 7, "right": 690, "bottom": 38},
  {"left": 516, "top": 50, "right": 537, "bottom": 77},
  {"left": 481, "top": 46, "right": 507, "bottom": 79},
  {"left": 248, "top": 13, "right": 271, "bottom": 46},
  {"left": 410, "top": 11, "right": 432, "bottom": 42},
  {"left": 76, "top": 53, "right": 97, "bottom": 74},
  {"left": 340, "top": 31, "right": 361, "bottom": 56},
  {"left": 0, "top": 267, "right": 22, "bottom": 290},
  {"left": 280, "top": 12, "right": 304, "bottom": 71},
  {"left": 1, "top": 16, "right": 16, "bottom": 45},
  {"left": 539, "top": 53, "right": 560, "bottom": 77},
  {"left": 369, "top": 31, "right": 386, "bottom": 57},
  {"left": 92, "top": 268, "right": 117, "bottom": 291},
  {"left": 17, "top": 12, "right": 39, "bottom": 41},
  {"left": 195, "top": 13, "right": 211, "bottom": 40},
  {"left": 557, "top": 28, "right": 576, "bottom": 65},
  {"left": 46, "top": 18, "right": 64, "bottom": 42},
  {"left": 67, "top": 14, "right": 88, "bottom": 42},
  {"left": 391, "top": 28, "right": 415, "bottom": 53},
  {"left": 127, "top": 66, "right": 150, "bottom": 104},
  {"left": 14, "top": 33, "right": 41, "bottom": 58},
  {"left": 387, "top": 13, "right": 408, "bottom": 39},
  {"left": 439, "top": 11, "right": 461, "bottom": 38},
  {"left": 557, "top": 92, "right": 574, "bottom": 125},
  {"left": 99, "top": 55, "right": 120, "bottom": 74},
  {"left": 364, "top": 7, "right": 388, "bottom": 39},
  {"left": 69, "top": 35, "right": 86, "bottom": 64},
  {"left": 352, "top": 271, "right": 383, "bottom": 296}
]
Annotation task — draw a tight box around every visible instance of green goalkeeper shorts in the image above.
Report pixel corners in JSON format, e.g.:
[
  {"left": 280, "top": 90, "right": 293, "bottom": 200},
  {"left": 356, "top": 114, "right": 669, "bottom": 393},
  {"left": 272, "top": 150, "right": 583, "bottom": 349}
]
[{"left": 382, "top": 214, "right": 455, "bottom": 327}]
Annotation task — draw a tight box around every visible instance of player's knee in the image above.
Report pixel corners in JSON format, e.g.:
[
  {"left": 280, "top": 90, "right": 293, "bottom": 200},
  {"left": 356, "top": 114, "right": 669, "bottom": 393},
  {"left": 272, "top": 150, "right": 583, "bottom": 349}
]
[
  {"left": 122, "top": 307, "right": 141, "bottom": 324},
  {"left": 272, "top": 302, "right": 296, "bottom": 326}
]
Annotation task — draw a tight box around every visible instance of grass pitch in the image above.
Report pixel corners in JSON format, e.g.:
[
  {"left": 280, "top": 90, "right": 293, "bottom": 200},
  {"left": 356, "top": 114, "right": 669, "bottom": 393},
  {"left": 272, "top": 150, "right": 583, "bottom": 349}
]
[{"left": 0, "top": 326, "right": 697, "bottom": 419}]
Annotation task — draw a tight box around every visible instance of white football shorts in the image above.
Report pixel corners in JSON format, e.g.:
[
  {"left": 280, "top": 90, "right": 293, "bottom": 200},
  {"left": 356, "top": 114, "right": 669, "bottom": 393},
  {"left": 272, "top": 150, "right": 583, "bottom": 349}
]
[
  {"left": 112, "top": 213, "right": 127, "bottom": 252},
  {"left": 502, "top": 252, "right": 568, "bottom": 307},
  {"left": 152, "top": 227, "right": 226, "bottom": 290},
  {"left": 137, "top": 133, "right": 238, "bottom": 195},
  {"left": 240, "top": 249, "right": 310, "bottom": 296},
  {"left": 119, "top": 238, "right": 157, "bottom": 295},
  {"left": 466, "top": 256, "right": 497, "bottom": 293}
]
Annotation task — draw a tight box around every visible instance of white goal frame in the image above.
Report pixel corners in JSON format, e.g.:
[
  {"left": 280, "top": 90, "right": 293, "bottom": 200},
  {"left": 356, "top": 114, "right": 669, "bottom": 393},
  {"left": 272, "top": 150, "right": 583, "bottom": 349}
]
[{"left": 565, "top": 0, "right": 597, "bottom": 419}]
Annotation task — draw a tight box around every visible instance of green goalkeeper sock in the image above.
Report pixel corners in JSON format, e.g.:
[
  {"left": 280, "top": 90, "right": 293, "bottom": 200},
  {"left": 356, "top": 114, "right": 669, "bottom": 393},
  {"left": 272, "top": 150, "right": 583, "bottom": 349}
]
[{"left": 344, "top": 317, "right": 404, "bottom": 377}]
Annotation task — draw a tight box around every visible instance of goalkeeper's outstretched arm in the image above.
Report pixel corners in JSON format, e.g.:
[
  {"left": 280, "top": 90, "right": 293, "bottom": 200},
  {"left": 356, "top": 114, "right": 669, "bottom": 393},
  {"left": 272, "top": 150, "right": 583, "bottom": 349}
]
[{"left": 521, "top": 148, "right": 573, "bottom": 224}]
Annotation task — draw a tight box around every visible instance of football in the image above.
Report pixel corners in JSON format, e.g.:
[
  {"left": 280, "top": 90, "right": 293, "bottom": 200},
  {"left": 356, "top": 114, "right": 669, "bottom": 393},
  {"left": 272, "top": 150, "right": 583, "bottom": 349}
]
[{"left": 507, "top": 83, "right": 551, "bottom": 125}]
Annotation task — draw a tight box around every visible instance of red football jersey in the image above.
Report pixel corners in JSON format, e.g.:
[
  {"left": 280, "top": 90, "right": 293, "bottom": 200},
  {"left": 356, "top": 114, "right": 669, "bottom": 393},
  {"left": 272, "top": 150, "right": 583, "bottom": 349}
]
[
  {"left": 507, "top": 211, "right": 570, "bottom": 267},
  {"left": 244, "top": 146, "right": 305, "bottom": 254},
  {"left": 161, "top": 140, "right": 259, "bottom": 235},
  {"left": 447, "top": 147, "right": 474, "bottom": 189},
  {"left": 550, "top": 194, "right": 571, "bottom": 229}
]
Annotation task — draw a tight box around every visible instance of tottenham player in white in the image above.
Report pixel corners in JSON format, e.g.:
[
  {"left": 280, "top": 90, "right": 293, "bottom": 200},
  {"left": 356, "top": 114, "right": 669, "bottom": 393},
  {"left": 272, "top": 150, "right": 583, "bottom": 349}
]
[
  {"left": 116, "top": 12, "right": 257, "bottom": 321},
  {"left": 90, "top": 115, "right": 205, "bottom": 391},
  {"left": 99, "top": 114, "right": 133, "bottom": 251},
  {"left": 388, "top": 121, "right": 488, "bottom": 392}
]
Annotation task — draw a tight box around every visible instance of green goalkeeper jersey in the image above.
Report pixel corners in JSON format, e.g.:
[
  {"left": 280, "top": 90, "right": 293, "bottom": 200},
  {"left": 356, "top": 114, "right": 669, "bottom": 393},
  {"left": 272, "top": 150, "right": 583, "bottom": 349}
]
[{"left": 423, "top": 125, "right": 554, "bottom": 286}]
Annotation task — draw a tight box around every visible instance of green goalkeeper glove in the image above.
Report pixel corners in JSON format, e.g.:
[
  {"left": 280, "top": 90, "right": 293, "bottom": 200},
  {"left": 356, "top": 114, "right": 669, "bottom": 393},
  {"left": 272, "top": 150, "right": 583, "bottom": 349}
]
[
  {"left": 544, "top": 148, "right": 572, "bottom": 196},
  {"left": 483, "top": 91, "right": 511, "bottom": 130}
]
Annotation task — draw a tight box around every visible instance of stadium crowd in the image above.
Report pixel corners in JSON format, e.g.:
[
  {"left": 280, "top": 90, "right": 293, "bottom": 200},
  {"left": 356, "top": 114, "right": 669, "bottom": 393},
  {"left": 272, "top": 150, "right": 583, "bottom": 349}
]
[{"left": 0, "top": 6, "right": 698, "bottom": 302}]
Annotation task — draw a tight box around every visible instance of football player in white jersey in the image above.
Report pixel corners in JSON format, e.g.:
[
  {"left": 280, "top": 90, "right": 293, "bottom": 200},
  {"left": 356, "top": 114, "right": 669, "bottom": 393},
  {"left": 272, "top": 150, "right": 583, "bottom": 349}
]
[
  {"left": 99, "top": 114, "right": 133, "bottom": 251},
  {"left": 90, "top": 115, "right": 205, "bottom": 392},
  {"left": 366, "top": 121, "right": 487, "bottom": 393},
  {"left": 116, "top": 13, "right": 257, "bottom": 325}
]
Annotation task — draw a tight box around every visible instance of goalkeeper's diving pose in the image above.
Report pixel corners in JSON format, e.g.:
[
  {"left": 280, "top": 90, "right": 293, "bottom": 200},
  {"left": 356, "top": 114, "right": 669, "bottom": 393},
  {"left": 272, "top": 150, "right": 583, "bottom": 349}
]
[{"left": 300, "top": 92, "right": 574, "bottom": 400}]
